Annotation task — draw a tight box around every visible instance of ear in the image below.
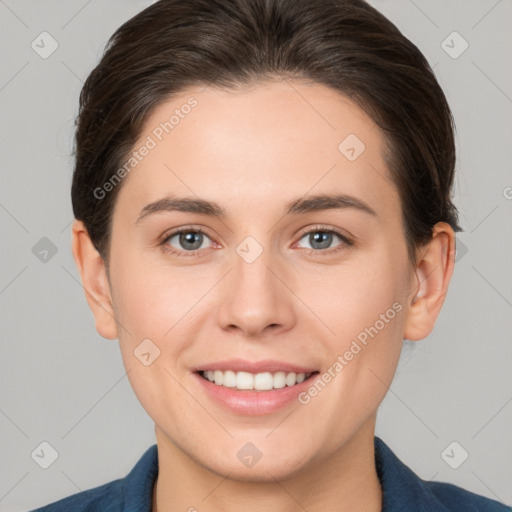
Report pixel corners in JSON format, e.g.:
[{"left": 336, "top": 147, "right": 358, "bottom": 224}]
[
  {"left": 403, "top": 222, "right": 456, "bottom": 341},
  {"left": 71, "top": 219, "right": 118, "bottom": 340}
]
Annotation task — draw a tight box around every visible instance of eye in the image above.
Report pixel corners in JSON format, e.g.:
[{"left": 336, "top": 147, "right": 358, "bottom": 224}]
[
  {"left": 161, "top": 227, "right": 214, "bottom": 257},
  {"left": 160, "top": 225, "right": 353, "bottom": 258},
  {"left": 295, "top": 226, "right": 353, "bottom": 254}
]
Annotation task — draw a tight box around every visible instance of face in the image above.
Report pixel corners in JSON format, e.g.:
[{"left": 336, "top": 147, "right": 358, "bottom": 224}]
[{"left": 102, "top": 80, "right": 418, "bottom": 479}]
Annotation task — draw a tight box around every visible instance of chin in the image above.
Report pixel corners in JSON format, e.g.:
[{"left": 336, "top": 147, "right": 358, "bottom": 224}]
[{"left": 201, "top": 449, "right": 312, "bottom": 483}]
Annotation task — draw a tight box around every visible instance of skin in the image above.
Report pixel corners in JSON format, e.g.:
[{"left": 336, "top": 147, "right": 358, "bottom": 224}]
[{"left": 71, "top": 80, "right": 455, "bottom": 512}]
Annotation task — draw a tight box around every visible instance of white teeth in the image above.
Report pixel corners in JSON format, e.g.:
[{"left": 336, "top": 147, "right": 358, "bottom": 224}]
[
  {"left": 214, "top": 370, "right": 223, "bottom": 385},
  {"left": 236, "top": 371, "right": 254, "bottom": 390},
  {"left": 201, "top": 370, "right": 313, "bottom": 390},
  {"left": 223, "top": 370, "right": 236, "bottom": 387},
  {"left": 285, "top": 372, "right": 297, "bottom": 386},
  {"left": 273, "top": 371, "right": 286, "bottom": 389},
  {"left": 254, "top": 372, "right": 273, "bottom": 390}
]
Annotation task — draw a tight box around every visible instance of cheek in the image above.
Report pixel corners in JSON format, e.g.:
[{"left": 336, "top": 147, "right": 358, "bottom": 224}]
[
  {"left": 306, "top": 282, "right": 405, "bottom": 447},
  {"left": 110, "top": 256, "right": 215, "bottom": 403},
  {"left": 309, "top": 252, "right": 407, "bottom": 398},
  {"left": 111, "top": 254, "right": 207, "bottom": 337},
  {"left": 320, "top": 280, "right": 404, "bottom": 386},
  {"left": 311, "top": 256, "right": 405, "bottom": 341}
]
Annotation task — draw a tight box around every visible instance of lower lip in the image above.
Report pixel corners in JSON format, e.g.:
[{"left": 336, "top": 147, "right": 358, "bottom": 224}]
[{"left": 193, "top": 372, "right": 319, "bottom": 416}]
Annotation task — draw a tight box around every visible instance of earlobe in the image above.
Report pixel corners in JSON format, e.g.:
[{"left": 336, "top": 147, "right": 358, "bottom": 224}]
[
  {"left": 403, "top": 222, "right": 456, "bottom": 341},
  {"left": 71, "top": 219, "right": 119, "bottom": 340}
]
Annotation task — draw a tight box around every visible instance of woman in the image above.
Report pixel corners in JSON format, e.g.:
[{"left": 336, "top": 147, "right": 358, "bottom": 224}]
[{"left": 31, "top": 0, "right": 511, "bottom": 510}]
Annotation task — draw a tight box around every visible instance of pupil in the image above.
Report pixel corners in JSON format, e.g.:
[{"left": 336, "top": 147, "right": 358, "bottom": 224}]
[
  {"left": 311, "top": 232, "right": 331, "bottom": 249},
  {"left": 181, "top": 232, "right": 202, "bottom": 250}
]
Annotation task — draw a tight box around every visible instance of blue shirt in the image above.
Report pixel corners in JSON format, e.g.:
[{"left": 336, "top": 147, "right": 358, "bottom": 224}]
[{"left": 30, "top": 436, "right": 511, "bottom": 511}]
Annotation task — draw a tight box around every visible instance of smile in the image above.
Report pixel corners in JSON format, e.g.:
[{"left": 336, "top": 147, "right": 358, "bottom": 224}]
[{"left": 199, "top": 370, "right": 317, "bottom": 391}]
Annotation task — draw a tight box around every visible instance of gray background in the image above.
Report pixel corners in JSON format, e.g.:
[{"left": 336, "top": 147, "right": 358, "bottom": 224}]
[{"left": 1, "top": 0, "right": 511, "bottom": 510}]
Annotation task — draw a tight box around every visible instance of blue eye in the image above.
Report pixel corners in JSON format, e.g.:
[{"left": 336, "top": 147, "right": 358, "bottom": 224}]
[
  {"left": 296, "top": 227, "right": 353, "bottom": 254},
  {"left": 162, "top": 228, "right": 213, "bottom": 256},
  {"left": 160, "top": 225, "right": 353, "bottom": 258}
]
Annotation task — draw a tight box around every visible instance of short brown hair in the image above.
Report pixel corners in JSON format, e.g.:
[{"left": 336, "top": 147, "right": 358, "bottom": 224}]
[{"left": 71, "top": 0, "right": 462, "bottom": 266}]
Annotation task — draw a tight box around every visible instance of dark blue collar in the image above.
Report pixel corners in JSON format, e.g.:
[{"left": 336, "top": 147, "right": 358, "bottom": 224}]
[
  {"left": 121, "top": 436, "right": 506, "bottom": 512},
  {"left": 374, "top": 436, "right": 449, "bottom": 511}
]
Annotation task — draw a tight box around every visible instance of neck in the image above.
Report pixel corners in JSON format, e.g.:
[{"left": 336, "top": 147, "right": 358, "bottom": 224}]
[{"left": 152, "top": 417, "right": 382, "bottom": 512}]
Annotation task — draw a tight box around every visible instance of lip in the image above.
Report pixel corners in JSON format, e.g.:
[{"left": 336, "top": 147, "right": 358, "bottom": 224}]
[
  {"left": 192, "top": 369, "right": 320, "bottom": 416},
  {"left": 192, "top": 358, "right": 318, "bottom": 374}
]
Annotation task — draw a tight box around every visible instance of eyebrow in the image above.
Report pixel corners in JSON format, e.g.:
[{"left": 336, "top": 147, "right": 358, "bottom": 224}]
[{"left": 135, "top": 193, "right": 377, "bottom": 225}]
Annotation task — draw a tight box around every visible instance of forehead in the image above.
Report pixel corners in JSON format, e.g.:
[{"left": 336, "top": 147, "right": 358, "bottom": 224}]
[{"left": 114, "top": 80, "right": 398, "bottom": 220}]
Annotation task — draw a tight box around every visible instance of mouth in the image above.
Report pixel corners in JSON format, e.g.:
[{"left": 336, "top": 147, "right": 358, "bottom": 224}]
[
  {"left": 192, "top": 361, "right": 321, "bottom": 415},
  {"left": 196, "top": 369, "right": 320, "bottom": 391}
]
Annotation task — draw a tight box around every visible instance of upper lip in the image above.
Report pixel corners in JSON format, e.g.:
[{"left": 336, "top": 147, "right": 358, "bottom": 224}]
[{"left": 193, "top": 359, "right": 318, "bottom": 374}]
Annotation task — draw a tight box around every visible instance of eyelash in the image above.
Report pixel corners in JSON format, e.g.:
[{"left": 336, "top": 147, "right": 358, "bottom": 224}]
[{"left": 159, "top": 225, "right": 354, "bottom": 258}]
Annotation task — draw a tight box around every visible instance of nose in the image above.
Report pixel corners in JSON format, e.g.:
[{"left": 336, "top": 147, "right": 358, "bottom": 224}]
[{"left": 216, "top": 248, "right": 296, "bottom": 339}]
